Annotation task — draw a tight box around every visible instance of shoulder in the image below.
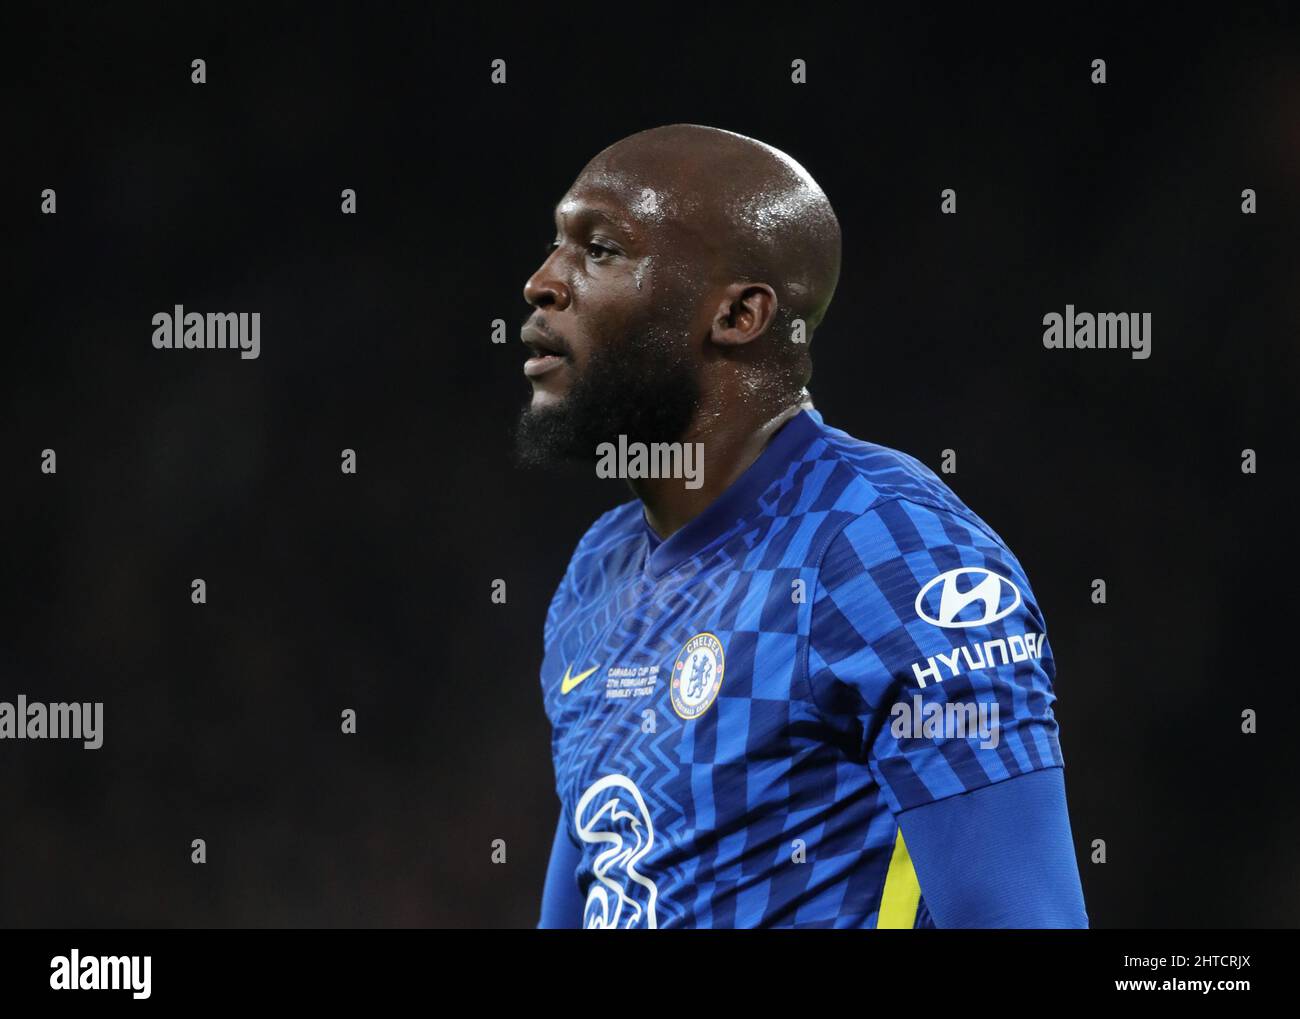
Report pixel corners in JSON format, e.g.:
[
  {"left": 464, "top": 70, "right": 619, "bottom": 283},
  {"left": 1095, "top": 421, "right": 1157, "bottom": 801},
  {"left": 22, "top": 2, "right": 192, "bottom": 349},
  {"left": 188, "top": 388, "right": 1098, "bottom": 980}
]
[
  {"left": 805, "top": 417, "right": 1045, "bottom": 648},
  {"left": 807, "top": 414, "right": 1012, "bottom": 551},
  {"left": 544, "top": 500, "right": 644, "bottom": 640},
  {"left": 566, "top": 499, "right": 644, "bottom": 584},
  {"left": 573, "top": 498, "right": 644, "bottom": 550}
]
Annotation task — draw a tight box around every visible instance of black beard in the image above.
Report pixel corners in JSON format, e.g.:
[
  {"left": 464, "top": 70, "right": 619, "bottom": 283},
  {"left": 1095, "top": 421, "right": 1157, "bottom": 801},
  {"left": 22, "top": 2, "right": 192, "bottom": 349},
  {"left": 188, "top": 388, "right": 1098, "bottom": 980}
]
[{"left": 514, "top": 326, "right": 701, "bottom": 468}]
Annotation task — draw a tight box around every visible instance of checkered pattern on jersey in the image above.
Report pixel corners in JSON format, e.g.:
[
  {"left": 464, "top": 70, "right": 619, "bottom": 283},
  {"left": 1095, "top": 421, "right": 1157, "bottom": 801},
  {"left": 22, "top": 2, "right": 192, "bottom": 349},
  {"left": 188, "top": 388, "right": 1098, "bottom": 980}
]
[
  {"left": 808, "top": 497, "right": 1064, "bottom": 816},
  {"left": 539, "top": 409, "right": 1065, "bottom": 927}
]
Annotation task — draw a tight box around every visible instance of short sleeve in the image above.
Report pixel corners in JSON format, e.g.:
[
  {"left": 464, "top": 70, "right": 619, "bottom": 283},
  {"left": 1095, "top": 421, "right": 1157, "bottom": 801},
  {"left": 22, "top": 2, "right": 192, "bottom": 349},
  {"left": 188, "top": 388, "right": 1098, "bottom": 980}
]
[{"left": 806, "top": 498, "right": 1065, "bottom": 816}]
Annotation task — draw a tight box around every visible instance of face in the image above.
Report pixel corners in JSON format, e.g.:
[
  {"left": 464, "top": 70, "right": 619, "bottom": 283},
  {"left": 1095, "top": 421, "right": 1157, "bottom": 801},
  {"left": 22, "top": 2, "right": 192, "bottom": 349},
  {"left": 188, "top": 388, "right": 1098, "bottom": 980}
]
[{"left": 515, "top": 160, "right": 712, "bottom": 466}]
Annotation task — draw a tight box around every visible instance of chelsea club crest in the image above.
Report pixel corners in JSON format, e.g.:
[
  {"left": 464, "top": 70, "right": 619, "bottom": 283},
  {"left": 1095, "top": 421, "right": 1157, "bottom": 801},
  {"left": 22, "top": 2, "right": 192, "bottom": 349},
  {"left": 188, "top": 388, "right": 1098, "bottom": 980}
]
[{"left": 670, "top": 633, "right": 725, "bottom": 720}]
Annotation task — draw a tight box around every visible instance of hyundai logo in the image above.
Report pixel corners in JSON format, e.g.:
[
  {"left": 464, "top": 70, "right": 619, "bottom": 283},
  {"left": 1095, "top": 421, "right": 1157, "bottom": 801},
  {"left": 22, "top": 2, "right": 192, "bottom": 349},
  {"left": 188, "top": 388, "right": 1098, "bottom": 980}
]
[{"left": 914, "top": 567, "right": 1022, "bottom": 628}]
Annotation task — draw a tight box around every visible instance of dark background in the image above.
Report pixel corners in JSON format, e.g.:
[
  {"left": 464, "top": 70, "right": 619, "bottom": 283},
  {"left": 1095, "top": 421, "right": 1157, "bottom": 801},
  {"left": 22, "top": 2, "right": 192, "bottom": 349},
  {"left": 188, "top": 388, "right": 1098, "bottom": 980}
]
[{"left": 2, "top": 5, "right": 1297, "bottom": 927}]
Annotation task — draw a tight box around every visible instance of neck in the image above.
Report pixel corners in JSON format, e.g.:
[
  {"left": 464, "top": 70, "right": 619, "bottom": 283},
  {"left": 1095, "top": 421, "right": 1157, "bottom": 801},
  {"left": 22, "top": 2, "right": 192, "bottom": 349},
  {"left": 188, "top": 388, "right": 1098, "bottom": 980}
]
[{"left": 633, "top": 389, "right": 813, "bottom": 539}]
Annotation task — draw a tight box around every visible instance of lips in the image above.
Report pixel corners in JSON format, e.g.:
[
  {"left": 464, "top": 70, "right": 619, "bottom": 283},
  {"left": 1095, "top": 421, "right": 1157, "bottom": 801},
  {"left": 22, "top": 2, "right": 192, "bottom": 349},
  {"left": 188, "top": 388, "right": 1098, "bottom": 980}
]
[
  {"left": 521, "top": 321, "right": 569, "bottom": 379},
  {"left": 523, "top": 353, "right": 565, "bottom": 378},
  {"left": 521, "top": 322, "right": 566, "bottom": 358}
]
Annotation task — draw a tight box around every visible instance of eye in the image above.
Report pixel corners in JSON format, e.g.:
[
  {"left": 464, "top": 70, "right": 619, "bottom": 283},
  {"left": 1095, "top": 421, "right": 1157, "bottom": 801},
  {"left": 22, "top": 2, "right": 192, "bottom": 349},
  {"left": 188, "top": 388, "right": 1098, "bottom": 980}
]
[{"left": 586, "top": 241, "right": 616, "bottom": 261}]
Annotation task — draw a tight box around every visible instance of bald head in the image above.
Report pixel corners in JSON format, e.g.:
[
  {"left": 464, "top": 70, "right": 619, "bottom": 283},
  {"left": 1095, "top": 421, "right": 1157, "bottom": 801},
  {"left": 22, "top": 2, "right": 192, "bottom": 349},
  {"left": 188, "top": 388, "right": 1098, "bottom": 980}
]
[
  {"left": 519, "top": 125, "right": 840, "bottom": 466},
  {"left": 579, "top": 124, "right": 842, "bottom": 334}
]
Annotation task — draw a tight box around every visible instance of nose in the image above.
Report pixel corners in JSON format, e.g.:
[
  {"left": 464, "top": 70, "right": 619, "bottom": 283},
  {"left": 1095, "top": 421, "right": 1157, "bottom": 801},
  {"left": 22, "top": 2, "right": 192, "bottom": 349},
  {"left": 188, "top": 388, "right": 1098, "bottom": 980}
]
[{"left": 523, "top": 253, "right": 571, "bottom": 310}]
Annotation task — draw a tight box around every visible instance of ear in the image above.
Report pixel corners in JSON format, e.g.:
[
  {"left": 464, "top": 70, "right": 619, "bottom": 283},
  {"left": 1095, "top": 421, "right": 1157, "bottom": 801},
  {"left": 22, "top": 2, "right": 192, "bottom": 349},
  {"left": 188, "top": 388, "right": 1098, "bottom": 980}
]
[{"left": 709, "top": 283, "right": 778, "bottom": 348}]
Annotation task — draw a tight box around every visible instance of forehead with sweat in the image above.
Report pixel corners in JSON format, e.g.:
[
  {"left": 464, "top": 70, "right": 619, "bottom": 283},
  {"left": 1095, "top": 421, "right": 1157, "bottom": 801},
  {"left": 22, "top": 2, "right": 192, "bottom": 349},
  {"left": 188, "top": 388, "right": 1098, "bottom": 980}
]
[{"left": 568, "top": 125, "right": 842, "bottom": 328}]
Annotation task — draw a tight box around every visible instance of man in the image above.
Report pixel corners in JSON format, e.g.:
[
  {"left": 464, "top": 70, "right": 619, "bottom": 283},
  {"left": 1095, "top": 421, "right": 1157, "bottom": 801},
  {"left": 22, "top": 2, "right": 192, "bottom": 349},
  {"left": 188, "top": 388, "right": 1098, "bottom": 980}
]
[{"left": 517, "top": 124, "right": 1088, "bottom": 928}]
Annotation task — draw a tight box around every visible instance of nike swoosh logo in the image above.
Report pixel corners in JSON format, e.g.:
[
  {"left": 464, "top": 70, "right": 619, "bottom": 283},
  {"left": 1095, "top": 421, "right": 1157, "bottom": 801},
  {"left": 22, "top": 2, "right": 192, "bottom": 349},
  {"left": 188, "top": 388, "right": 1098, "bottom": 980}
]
[{"left": 560, "top": 664, "right": 600, "bottom": 694}]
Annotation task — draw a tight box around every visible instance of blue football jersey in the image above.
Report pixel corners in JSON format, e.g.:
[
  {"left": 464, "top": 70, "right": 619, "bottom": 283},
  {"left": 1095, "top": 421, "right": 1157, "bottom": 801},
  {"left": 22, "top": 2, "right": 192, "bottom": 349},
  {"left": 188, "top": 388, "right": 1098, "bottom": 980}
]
[{"left": 540, "top": 407, "right": 1064, "bottom": 928}]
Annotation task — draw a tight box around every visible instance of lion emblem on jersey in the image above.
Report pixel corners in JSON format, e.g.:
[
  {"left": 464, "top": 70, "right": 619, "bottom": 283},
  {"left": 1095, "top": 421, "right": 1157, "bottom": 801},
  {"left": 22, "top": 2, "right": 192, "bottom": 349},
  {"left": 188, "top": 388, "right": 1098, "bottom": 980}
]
[{"left": 670, "top": 632, "right": 725, "bottom": 720}]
